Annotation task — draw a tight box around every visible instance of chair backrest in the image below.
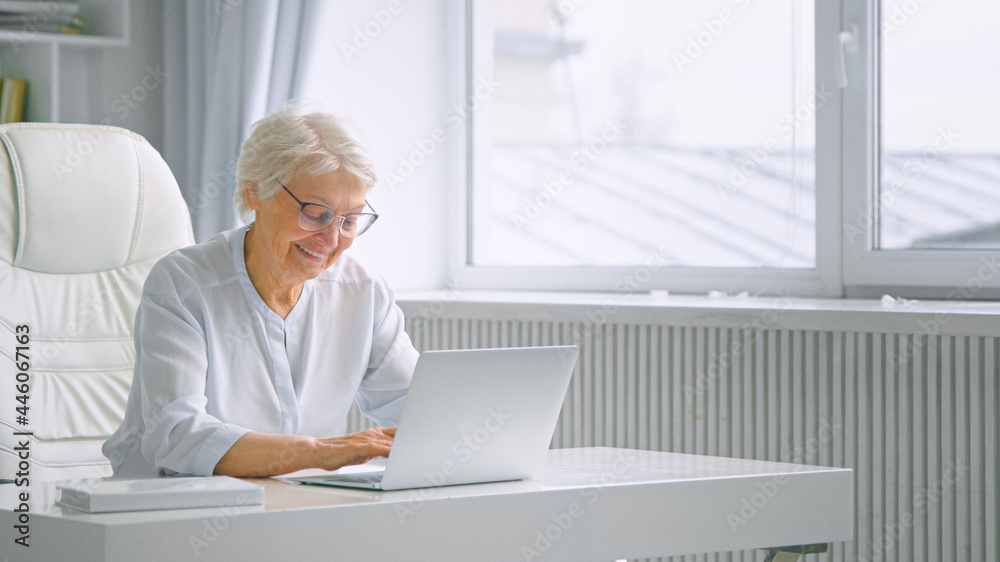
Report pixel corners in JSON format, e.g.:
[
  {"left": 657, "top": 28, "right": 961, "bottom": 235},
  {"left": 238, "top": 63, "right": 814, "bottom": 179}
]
[{"left": 0, "top": 123, "right": 194, "bottom": 481}]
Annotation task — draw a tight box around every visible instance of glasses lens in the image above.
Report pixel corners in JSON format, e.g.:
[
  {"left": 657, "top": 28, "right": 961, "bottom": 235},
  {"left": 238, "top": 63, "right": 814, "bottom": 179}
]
[
  {"left": 341, "top": 214, "right": 376, "bottom": 238},
  {"left": 299, "top": 204, "right": 335, "bottom": 231}
]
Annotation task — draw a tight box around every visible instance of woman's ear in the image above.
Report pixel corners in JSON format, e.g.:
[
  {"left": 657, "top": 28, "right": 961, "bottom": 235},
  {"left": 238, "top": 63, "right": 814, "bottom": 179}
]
[{"left": 244, "top": 181, "right": 260, "bottom": 212}]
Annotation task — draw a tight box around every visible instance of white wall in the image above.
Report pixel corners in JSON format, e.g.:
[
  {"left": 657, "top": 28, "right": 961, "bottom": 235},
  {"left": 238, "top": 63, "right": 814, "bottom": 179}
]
[{"left": 298, "top": 0, "right": 453, "bottom": 291}]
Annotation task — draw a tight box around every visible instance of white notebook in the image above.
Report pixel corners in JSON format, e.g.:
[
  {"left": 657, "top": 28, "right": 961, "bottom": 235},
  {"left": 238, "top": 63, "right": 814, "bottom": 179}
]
[{"left": 56, "top": 476, "right": 264, "bottom": 513}]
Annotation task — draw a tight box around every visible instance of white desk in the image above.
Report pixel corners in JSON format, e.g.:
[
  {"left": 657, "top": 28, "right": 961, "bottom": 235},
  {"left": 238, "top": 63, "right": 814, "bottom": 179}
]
[{"left": 1, "top": 448, "right": 852, "bottom": 561}]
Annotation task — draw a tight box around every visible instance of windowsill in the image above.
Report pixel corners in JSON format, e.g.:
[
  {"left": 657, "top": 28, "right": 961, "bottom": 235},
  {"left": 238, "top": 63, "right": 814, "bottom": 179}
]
[{"left": 397, "top": 290, "right": 1000, "bottom": 337}]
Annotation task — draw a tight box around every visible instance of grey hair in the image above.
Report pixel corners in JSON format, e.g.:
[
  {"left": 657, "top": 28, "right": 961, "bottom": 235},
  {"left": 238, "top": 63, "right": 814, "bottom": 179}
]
[{"left": 233, "top": 106, "right": 377, "bottom": 221}]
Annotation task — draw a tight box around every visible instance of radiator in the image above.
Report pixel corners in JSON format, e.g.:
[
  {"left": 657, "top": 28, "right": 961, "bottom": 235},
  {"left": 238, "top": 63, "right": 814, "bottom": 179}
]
[{"left": 347, "top": 299, "right": 999, "bottom": 562}]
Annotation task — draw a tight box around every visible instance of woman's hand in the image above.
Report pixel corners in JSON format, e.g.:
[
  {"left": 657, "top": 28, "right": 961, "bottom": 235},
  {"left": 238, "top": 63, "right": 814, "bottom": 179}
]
[
  {"left": 311, "top": 426, "right": 396, "bottom": 471},
  {"left": 214, "top": 427, "right": 397, "bottom": 477}
]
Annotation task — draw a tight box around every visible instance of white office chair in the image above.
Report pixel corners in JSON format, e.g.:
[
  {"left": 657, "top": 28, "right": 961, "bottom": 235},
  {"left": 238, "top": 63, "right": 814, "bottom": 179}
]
[{"left": 0, "top": 123, "right": 194, "bottom": 482}]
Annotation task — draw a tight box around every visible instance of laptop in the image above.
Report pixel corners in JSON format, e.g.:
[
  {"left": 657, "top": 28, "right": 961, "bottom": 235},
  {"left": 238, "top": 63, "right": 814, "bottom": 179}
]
[{"left": 289, "top": 345, "right": 579, "bottom": 491}]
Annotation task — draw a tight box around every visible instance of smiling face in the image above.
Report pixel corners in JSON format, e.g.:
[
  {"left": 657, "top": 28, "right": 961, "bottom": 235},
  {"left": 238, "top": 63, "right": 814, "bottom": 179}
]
[{"left": 245, "top": 167, "right": 367, "bottom": 289}]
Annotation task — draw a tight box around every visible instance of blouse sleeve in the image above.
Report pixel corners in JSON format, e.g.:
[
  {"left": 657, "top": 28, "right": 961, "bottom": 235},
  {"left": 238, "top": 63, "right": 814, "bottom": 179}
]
[
  {"left": 354, "top": 282, "right": 418, "bottom": 426},
  {"left": 133, "top": 292, "right": 251, "bottom": 476}
]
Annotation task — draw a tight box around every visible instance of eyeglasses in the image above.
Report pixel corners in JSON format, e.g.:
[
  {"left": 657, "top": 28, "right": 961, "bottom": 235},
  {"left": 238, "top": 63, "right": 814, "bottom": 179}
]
[{"left": 278, "top": 181, "right": 379, "bottom": 238}]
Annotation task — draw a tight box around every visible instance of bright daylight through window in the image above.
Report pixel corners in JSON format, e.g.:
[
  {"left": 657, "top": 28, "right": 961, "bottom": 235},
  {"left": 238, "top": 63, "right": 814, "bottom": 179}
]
[
  {"left": 469, "top": 0, "right": 816, "bottom": 269},
  {"left": 877, "top": 0, "right": 1000, "bottom": 251}
]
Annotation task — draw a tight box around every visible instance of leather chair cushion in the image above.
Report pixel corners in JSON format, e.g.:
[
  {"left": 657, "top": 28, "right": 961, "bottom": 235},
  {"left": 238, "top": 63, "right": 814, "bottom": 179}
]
[{"left": 0, "top": 123, "right": 194, "bottom": 480}]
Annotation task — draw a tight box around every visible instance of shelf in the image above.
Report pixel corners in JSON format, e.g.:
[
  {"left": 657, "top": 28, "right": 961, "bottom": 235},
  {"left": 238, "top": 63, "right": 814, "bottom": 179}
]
[
  {"left": 0, "top": 0, "right": 129, "bottom": 123},
  {"left": 0, "top": 29, "right": 127, "bottom": 47}
]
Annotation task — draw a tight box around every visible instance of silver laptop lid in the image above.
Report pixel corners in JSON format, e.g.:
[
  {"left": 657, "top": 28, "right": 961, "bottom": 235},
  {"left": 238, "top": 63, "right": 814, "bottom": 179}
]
[{"left": 380, "top": 345, "right": 579, "bottom": 491}]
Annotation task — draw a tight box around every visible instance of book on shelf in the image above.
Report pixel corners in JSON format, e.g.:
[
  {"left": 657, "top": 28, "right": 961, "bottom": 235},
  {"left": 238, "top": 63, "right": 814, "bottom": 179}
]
[
  {"left": 0, "top": 12, "right": 81, "bottom": 24},
  {"left": 0, "top": 20, "right": 82, "bottom": 34},
  {"left": 0, "top": 1, "right": 82, "bottom": 34},
  {"left": 0, "top": 1, "right": 79, "bottom": 16},
  {"left": 0, "top": 77, "right": 28, "bottom": 124},
  {"left": 56, "top": 476, "right": 266, "bottom": 513},
  {"left": 0, "top": 10, "right": 82, "bottom": 34}
]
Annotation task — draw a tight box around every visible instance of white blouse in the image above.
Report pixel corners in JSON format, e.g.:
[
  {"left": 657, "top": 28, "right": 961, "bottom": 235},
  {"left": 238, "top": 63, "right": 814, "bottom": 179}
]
[{"left": 103, "top": 225, "right": 418, "bottom": 477}]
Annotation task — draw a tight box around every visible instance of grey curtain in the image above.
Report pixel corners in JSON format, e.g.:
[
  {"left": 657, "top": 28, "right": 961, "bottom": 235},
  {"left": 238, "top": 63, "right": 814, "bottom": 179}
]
[{"left": 162, "top": 0, "right": 320, "bottom": 241}]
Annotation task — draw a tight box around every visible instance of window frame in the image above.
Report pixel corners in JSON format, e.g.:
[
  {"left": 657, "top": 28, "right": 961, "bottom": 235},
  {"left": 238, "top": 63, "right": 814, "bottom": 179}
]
[
  {"left": 448, "top": 0, "right": 1000, "bottom": 299},
  {"left": 841, "top": 0, "right": 1000, "bottom": 299}
]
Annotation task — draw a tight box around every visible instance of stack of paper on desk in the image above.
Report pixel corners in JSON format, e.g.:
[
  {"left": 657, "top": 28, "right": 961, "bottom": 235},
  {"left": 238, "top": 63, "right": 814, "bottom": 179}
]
[{"left": 56, "top": 476, "right": 264, "bottom": 513}]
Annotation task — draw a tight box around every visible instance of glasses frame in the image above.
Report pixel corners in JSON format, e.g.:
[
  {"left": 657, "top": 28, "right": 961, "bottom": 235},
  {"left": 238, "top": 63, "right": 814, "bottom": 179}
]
[{"left": 278, "top": 181, "right": 379, "bottom": 237}]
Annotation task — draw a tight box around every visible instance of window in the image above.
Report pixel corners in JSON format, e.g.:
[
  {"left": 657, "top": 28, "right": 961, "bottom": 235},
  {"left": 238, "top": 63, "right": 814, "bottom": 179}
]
[
  {"left": 843, "top": 0, "right": 1000, "bottom": 298},
  {"left": 453, "top": 0, "right": 1000, "bottom": 298},
  {"left": 878, "top": 0, "right": 1000, "bottom": 252}
]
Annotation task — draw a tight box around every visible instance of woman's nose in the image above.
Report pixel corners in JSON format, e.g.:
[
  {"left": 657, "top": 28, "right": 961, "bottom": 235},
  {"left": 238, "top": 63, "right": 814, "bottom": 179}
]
[{"left": 315, "top": 220, "right": 340, "bottom": 247}]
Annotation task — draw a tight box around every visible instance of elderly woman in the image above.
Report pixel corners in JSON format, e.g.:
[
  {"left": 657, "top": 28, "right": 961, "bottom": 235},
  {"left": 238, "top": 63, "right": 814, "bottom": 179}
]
[{"left": 103, "top": 107, "right": 418, "bottom": 477}]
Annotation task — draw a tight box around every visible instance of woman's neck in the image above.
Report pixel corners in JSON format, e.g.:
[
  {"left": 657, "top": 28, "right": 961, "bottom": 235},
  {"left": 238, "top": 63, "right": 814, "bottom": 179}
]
[{"left": 244, "top": 225, "right": 302, "bottom": 319}]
